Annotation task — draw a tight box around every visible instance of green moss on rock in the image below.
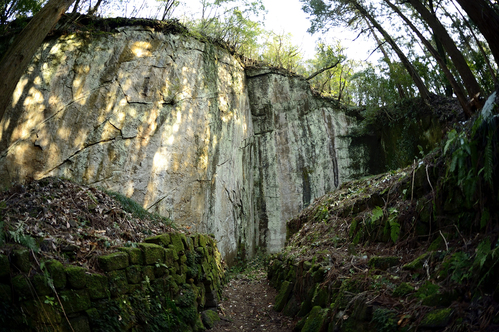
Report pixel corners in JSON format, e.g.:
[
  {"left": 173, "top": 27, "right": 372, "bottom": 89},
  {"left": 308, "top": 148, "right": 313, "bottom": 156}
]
[
  {"left": 145, "top": 234, "right": 171, "bottom": 247},
  {"left": 12, "top": 248, "right": 31, "bottom": 273},
  {"left": 301, "top": 306, "right": 328, "bottom": 332},
  {"left": 65, "top": 265, "right": 87, "bottom": 289},
  {"left": 60, "top": 289, "right": 91, "bottom": 314},
  {"left": 420, "top": 308, "right": 453, "bottom": 328},
  {"left": 98, "top": 251, "right": 129, "bottom": 271},
  {"left": 0, "top": 254, "right": 9, "bottom": 279},
  {"left": 118, "top": 247, "right": 144, "bottom": 265},
  {"left": 86, "top": 273, "right": 110, "bottom": 299},
  {"left": 392, "top": 282, "right": 414, "bottom": 297},
  {"left": 139, "top": 243, "right": 166, "bottom": 265},
  {"left": 12, "top": 275, "right": 32, "bottom": 298},
  {"left": 32, "top": 274, "right": 53, "bottom": 296},
  {"left": 107, "top": 270, "right": 129, "bottom": 297},
  {"left": 403, "top": 253, "right": 430, "bottom": 271},
  {"left": 274, "top": 281, "right": 294, "bottom": 312},
  {"left": 45, "top": 259, "right": 66, "bottom": 289},
  {"left": 368, "top": 256, "right": 400, "bottom": 270},
  {"left": 201, "top": 309, "right": 220, "bottom": 329},
  {"left": 126, "top": 265, "right": 142, "bottom": 284}
]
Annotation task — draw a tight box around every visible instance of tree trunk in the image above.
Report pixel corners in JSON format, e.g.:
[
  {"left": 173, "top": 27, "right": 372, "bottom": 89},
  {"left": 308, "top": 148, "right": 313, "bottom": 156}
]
[
  {"left": 454, "top": 0, "right": 499, "bottom": 65},
  {"left": 365, "top": 19, "right": 407, "bottom": 99},
  {"left": 352, "top": 1, "right": 432, "bottom": 101},
  {"left": 429, "top": 0, "right": 453, "bottom": 97},
  {"left": 384, "top": 0, "right": 472, "bottom": 116},
  {"left": 450, "top": 0, "right": 497, "bottom": 86},
  {"left": 0, "top": 0, "right": 75, "bottom": 122},
  {"left": 408, "top": 0, "right": 482, "bottom": 103}
]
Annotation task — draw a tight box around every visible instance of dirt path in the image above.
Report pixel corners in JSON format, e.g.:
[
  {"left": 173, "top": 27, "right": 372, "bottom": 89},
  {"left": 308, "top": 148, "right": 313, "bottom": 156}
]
[{"left": 211, "top": 269, "right": 294, "bottom": 332}]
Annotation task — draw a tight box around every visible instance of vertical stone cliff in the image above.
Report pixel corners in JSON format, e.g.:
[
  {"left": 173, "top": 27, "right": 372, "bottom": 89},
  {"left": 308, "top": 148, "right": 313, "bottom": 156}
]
[{"left": 0, "top": 27, "right": 372, "bottom": 262}]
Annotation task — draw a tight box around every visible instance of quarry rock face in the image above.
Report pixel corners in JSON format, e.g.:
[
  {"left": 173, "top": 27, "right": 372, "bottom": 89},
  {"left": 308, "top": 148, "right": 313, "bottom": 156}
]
[{"left": 0, "top": 28, "right": 371, "bottom": 262}]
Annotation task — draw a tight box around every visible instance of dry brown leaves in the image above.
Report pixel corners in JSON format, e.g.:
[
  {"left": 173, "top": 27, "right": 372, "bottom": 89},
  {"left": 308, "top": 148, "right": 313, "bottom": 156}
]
[{"left": 0, "top": 177, "right": 175, "bottom": 269}]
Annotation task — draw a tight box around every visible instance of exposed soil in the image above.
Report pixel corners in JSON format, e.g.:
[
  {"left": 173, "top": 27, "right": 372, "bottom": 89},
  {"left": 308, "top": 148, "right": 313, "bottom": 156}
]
[{"left": 211, "top": 269, "right": 294, "bottom": 332}]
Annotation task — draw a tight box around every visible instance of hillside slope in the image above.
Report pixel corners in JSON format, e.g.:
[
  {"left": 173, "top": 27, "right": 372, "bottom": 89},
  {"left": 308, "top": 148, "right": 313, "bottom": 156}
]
[{"left": 268, "top": 91, "right": 499, "bottom": 331}]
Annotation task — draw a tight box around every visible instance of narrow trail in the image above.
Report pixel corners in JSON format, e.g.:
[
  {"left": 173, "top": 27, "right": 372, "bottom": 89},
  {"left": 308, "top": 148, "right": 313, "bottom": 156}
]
[{"left": 211, "top": 269, "right": 294, "bottom": 332}]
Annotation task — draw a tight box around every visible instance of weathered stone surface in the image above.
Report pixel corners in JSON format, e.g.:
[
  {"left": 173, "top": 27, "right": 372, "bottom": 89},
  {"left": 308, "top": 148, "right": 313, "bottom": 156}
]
[
  {"left": 98, "top": 251, "right": 129, "bottom": 271},
  {"left": 0, "top": 28, "right": 373, "bottom": 261}
]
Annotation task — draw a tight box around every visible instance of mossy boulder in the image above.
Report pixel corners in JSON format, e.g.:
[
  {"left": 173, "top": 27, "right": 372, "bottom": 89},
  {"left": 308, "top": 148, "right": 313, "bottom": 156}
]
[
  {"left": 368, "top": 256, "right": 400, "bottom": 270},
  {"left": 170, "top": 233, "right": 185, "bottom": 254},
  {"left": 98, "top": 251, "right": 129, "bottom": 271},
  {"left": 139, "top": 243, "right": 166, "bottom": 265},
  {"left": 201, "top": 309, "right": 220, "bottom": 329},
  {"left": 65, "top": 265, "right": 87, "bottom": 289},
  {"left": 274, "top": 281, "right": 294, "bottom": 312}
]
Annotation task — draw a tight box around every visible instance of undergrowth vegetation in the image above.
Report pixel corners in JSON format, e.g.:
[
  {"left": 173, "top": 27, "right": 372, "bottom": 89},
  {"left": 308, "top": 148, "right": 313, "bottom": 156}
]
[{"left": 268, "top": 90, "right": 499, "bottom": 331}]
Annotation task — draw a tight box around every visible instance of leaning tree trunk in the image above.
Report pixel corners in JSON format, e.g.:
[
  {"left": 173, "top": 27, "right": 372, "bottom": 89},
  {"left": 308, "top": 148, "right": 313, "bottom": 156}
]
[
  {"left": 0, "top": 0, "right": 75, "bottom": 122},
  {"left": 384, "top": 0, "right": 472, "bottom": 116},
  {"left": 353, "top": 1, "right": 432, "bottom": 101},
  {"left": 365, "top": 19, "right": 407, "bottom": 99},
  {"left": 408, "top": 0, "right": 482, "bottom": 105},
  {"left": 454, "top": 0, "right": 499, "bottom": 66}
]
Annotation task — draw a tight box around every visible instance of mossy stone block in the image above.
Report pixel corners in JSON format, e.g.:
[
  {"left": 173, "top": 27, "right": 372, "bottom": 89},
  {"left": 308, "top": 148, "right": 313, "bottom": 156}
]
[
  {"left": 392, "top": 282, "right": 414, "bottom": 297},
  {"left": 174, "top": 273, "right": 186, "bottom": 285},
  {"left": 139, "top": 243, "right": 165, "bottom": 265},
  {"left": 368, "top": 256, "right": 400, "bottom": 270},
  {"left": 86, "top": 307, "right": 100, "bottom": 321},
  {"left": 145, "top": 234, "right": 171, "bottom": 247},
  {"left": 274, "top": 281, "right": 294, "bottom": 312},
  {"left": 98, "top": 252, "right": 129, "bottom": 271},
  {"left": 311, "top": 284, "right": 328, "bottom": 308},
  {"left": 46, "top": 259, "right": 66, "bottom": 289},
  {"left": 190, "top": 235, "right": 198, "bottom": 247},
  {"left": 283, "top": 295, "right": 301, "bottom": 317},
  {"left": 170, "top": 233, "right": 185, "bottom": 253},
  {"left": 86, "top": 273, "right": 110, "bottom": 300},
  {"left": 420, "top": 308, "right": 453, "bottom": 328},
  {"left": 143, "top": 265, "right": 155, "bottom": 281},
  {"left": 32, "top": 274, "right": 53, "bottom": 296},
  {"left": 118, "top": 247, "right": 144, "bottom": 265},
  {"left": 165, "top": 248, "right": 178, "bottom": 265},
  {"left": 198, "top": 234, "right": 207, "bottom": 248},
  {"left": 403, "top": 253, "right": 430, "bottom": 271},
  {"left": 126, "top": 265, "right": 142, "bottom": 284},
  {"left": 60, "top": 289, "right": 91, "bottom": 314},
  {"left": 0, "top": 283, "right": 12, "bottom": 303},
  {"left": 0, "top": 254, "right": 10, "bottom": 279},
  {"left": 107, "top": 270, "right": 129, "bottom": 297},
  {"left": 37, "top": 302, "right": 62, "bottom": 324},
  {"left": 428, "top": 236, "right": 446, "bottom": 251},
  {"left": 201, "top": 309, "right": 220, "bottom": 329},
  {"left": 66, "top": 315, "right": 91, "bottom": 332},
  {"left": 12, "top": 275, "right": 32, "bottom": 298},
  {"left": 301, "top": 306, "right": 328, "bottom": 332},
  {"left": 12, "top": 248, "right": 31, "bottom": 273},
  {"left": 65, "top": 265, "right": 87, "bottom": 289}
]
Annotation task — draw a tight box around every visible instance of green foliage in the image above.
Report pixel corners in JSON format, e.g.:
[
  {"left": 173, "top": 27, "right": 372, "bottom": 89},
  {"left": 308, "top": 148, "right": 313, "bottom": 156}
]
[
  {"left": 6, "top": 218, "right": 38, "bottom": 252},
  {"left": 105, "top": 190, "right": 175, "bottom": 228},
  {"left": 371, "top": 308, "right": 398, "bottom": 332},
  {"left": 384, "top": 208, "right": 400, "bottom": 244},
  {"left": 371, "top": 206, "right": 384, "bottom": 222}
]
